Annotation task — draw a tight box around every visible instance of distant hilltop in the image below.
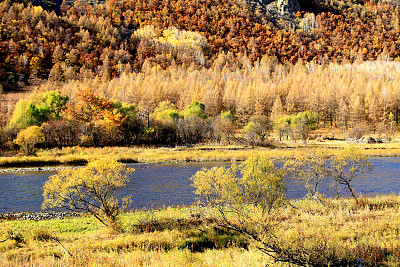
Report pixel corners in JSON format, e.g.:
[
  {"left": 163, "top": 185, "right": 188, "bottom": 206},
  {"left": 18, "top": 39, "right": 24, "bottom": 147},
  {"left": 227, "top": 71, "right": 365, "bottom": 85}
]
[{"left": 34, "top": 0, "right": 302, "bottom": 17}]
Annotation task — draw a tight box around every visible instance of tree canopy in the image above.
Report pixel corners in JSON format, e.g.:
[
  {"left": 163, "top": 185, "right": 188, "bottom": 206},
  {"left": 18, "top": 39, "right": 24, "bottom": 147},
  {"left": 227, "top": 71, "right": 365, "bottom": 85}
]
[{"left": 42, "top": 158, "right": 133, "bottom": 228}]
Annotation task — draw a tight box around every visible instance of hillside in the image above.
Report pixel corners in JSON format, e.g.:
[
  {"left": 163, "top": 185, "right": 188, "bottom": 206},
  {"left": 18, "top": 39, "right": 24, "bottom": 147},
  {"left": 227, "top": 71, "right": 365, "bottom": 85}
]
[
  {"left": 1, "top": 0, "right": 400, "bottom": 92},
  {"left": 2, "top": 0, "right": 400, "bottom": 150}
]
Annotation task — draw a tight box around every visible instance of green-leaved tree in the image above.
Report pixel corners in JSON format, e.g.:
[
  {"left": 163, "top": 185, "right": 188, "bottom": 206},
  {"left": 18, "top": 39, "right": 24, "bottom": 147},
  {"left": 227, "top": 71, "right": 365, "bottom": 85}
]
[{"left": 9, "top": 90, "right": 68, "bottom": 129}]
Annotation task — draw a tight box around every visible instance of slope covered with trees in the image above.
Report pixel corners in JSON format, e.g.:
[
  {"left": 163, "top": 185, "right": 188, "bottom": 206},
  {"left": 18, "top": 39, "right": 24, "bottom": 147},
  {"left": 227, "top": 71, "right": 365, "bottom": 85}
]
[
  {"left": 1, "top": 0, "right": 400, "bottom": 91},
  {"left": 2, "top": 0, "right": 400, "bottom": 150}
]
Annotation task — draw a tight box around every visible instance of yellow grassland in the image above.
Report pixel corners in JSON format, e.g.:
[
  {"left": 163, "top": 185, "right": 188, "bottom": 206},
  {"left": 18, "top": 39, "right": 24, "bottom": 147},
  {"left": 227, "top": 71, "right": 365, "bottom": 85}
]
[
  {"left": 2, "top": 140, "right": 400, "bottom": 168},
  {"left": 2, "top": 196, "right": 400, "bottom": 266}
]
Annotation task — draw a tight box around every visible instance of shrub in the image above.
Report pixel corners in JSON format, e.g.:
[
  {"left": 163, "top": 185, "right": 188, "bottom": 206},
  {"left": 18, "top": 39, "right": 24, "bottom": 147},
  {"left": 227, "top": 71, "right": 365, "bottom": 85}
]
[
  {"left": 42, "top": 158, "right": 133, "bottom": 230},
  {"left": 13, "top": 126, "right": 44, "bottom": 155}
]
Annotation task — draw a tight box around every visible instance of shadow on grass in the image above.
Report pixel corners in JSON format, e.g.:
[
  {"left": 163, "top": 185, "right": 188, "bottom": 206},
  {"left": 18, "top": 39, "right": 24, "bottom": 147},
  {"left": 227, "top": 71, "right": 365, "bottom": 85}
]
[{"left": 131, "top": 217, "right": 249, "bottom": 252}]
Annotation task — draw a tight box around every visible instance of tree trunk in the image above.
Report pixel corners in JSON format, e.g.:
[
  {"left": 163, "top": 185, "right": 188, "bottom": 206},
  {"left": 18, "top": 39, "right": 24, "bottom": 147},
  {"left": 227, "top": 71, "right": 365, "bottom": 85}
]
[{"left": 345, "top": 181, "right": 358, "bottom": 205}]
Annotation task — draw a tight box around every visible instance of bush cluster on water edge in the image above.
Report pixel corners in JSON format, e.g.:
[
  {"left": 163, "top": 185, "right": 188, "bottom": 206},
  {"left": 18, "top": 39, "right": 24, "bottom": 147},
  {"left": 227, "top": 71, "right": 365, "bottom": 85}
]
[{"left": 2, "top": 195, "right": 400, "bottom": 266}]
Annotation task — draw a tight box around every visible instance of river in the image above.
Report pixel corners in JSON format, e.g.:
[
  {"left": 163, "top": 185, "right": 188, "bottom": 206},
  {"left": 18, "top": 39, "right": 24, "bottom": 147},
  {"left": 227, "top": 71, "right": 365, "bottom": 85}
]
[{"left": 0, "top": 158, "right": 399, "bottom": 213}]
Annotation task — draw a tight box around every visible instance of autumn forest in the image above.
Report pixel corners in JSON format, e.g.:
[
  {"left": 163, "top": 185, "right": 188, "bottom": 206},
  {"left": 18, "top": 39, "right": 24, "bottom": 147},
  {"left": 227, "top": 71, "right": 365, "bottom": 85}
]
[
  {"left": 5, "top": 1, "right": 400, "bottom": 266},
  {"left": 1, "top": 0, "right": 400, "bottom": 150}
]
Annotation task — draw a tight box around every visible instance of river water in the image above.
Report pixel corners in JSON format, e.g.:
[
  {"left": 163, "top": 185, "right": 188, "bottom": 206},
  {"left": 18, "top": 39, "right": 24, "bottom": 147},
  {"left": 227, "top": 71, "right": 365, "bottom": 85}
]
[{"left": 0, "top": 158, "right": 399, "bottom": 213}]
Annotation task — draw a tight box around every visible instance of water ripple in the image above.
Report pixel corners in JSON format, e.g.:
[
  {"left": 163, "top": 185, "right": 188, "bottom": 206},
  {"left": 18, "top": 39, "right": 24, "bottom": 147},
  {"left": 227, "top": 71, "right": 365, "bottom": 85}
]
[{"left": 1, "top": 159, "right": 400, "bottom": 212}]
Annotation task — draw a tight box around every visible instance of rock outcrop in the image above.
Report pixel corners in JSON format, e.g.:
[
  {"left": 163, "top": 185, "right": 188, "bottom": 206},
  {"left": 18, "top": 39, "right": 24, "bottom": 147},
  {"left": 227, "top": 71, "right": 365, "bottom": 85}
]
[
  {"left": 247, "top": 0, "right": 301, "bottom": 17},
  {"left": 277, "top": 0, "right": 301, "bottom": 15}
]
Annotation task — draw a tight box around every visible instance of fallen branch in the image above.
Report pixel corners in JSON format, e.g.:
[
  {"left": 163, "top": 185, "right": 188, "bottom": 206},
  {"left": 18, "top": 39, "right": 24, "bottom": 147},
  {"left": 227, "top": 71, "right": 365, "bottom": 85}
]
[
  {"left": 53, "top": 231, "right": 73, "bottom": 257},
  {"left": 0, "top": 235, "right": 11, "bottom": 242}
]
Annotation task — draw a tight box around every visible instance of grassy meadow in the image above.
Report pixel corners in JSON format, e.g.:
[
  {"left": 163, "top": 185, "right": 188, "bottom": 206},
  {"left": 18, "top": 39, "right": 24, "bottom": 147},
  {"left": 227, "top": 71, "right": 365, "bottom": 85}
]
[{"left": 2, "top": 196, "right": 400, "bottom": 266}]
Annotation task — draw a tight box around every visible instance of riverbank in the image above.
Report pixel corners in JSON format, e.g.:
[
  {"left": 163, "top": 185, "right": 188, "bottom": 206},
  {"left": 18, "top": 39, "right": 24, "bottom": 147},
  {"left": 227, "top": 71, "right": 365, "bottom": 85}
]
[
  {"left": 0, "top": 211, "right": 81, "bottom": 221},
  {"left": 2, "top": 141, "right": 400, "bottom": 169},
  {"left": 0, "top": 166, "right": 81, "bottom": 174},
  {"left": 1, "top": 195, "right": 400, "bottom": 266}
]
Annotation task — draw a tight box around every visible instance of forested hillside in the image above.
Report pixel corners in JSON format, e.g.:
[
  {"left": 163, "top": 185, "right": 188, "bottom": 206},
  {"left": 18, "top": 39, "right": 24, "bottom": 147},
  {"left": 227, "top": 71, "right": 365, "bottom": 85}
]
[
  {"left": 1, "top": 0, "right": 400, "bottom": 149},
  {"left": 1, "top": 0, "right": 400, "bottom": 90}
]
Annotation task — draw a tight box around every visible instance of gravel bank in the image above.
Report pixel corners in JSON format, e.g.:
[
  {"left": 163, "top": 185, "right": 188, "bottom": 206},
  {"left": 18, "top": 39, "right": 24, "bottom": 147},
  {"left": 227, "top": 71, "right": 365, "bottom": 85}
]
[
  {"left": 0, "top": 166, "right": 81, "bottom": 174},
  {"left": 0, "top": 211, "right": 82, "bottom": 221}
]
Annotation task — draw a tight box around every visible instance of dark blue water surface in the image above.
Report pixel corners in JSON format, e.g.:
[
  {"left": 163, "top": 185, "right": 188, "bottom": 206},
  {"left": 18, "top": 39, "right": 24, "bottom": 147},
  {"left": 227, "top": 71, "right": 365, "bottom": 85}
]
[{"left": 0, "top": 158, "right": 399, "bottom": 213}]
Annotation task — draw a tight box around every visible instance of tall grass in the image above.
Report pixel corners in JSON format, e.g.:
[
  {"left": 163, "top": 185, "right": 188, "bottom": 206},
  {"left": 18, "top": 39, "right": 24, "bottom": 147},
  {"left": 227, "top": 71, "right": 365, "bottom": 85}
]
[
  {"left": 2, "top": 143, "right": 400, "bottom": 168},
  {"left": 1, "top": 196, "right": 400, "bottom": 266}
]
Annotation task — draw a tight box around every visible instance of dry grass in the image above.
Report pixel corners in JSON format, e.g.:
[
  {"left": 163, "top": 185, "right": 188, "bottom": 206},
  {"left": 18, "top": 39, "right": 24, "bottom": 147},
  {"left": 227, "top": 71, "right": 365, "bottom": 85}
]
[
  {"left": 0, "top": 207, "right": 270, "bottom": 266},
  {"left": 270, "top": 195, "right": 400, "bottom": 266},
  {"left": 1, "top": 196, "right": 400, "bottom": 266},
  {"left": 2, "top": 141, "right": 400, "bottom": 168}
]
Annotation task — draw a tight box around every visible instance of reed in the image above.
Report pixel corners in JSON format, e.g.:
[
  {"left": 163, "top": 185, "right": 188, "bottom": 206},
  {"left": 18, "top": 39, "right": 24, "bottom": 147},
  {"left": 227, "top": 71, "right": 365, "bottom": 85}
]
[{"left": 1, "top": 195, "right": 400, "bottom": 266}]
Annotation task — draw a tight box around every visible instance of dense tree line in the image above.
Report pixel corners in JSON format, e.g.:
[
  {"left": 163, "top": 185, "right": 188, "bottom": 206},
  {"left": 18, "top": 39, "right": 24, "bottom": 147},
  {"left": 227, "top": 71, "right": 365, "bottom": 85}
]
[
  {"left": 42, "top": 59, "right": 399, "bottom": 131},
  {"left": 2, "top": 85, "right": 320, "bottom": 152},
  {"left": 3, "top": 58, "right": 400, "bottom": 152}
]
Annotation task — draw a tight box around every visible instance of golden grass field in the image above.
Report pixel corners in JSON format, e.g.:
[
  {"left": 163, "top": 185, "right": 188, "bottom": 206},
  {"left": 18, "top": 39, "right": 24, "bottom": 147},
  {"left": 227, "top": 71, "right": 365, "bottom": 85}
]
[
  {"left": 2, "top": 139, "right": 400, "bottom": 168},
  {"left": 2, "top": 196, "right": 400, "bottom": 266}
]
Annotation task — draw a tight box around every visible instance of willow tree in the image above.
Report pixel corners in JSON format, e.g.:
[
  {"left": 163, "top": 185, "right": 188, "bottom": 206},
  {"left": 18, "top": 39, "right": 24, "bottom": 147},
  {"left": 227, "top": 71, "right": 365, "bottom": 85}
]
[
  {"left": 285, "top": 149, "right": 331, "bottom": 200},
  {"left": 42, "top": 158, "right": 133, "bottom": 229},
  {"left": 330, "top": 147, "right": 372, "bottom": 204},
  {"left": 191, "top": 157, "right": 304, "bottom": 264}
]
